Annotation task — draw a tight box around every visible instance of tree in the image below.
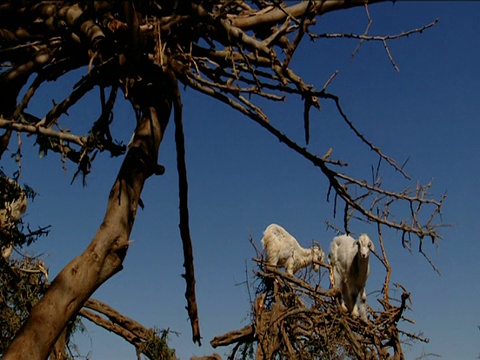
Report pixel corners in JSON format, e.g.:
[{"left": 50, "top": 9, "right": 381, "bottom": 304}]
[
  {"left": 0, "top": 174, "right": 176, "bottom": 359},
  {"left": 0, "top": 1, "right": 444, "bottom": 359}
]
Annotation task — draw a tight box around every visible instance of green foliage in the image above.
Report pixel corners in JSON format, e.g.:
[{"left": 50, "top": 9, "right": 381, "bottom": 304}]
[
  {"left": 138, "top": 327, "right": 177, "bottom": 360},
  {"left": 0, "top": 256, "right": 48, "bottom": 353}
]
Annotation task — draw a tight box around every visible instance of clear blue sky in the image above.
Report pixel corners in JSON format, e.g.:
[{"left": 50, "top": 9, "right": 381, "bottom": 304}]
[{"left": 2, "top": 2, "right": 479, "bottom": 359}]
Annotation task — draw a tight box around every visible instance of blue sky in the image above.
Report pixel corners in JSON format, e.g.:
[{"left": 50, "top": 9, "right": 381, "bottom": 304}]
[{"left": 2, "top": 2, "right": 480, "bottom": 359}]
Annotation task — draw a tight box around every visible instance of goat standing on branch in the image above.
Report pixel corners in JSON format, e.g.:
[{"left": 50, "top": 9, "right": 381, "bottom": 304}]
[
  {"left": 261, "top": 223, "right": 325, "bottom": 275},
  {"left": 329, "top": 234, "right": 374, "bottom": 320}
]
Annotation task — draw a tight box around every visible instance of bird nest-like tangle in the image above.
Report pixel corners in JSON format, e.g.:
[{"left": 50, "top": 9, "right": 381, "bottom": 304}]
[{"left": 210, "top": 258, "right": 426, "bottom": 360}]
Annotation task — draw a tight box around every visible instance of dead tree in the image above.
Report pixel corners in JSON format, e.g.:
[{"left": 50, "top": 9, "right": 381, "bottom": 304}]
[{"left": 0, "top": 1, "right": 443, "bottom": 359}]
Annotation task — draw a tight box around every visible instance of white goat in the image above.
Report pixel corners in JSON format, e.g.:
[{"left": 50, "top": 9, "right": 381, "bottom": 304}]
[
  {"left": 261, "top": 223, "right": 325, "bottom": 275},
  {"left": 328, "top": 233, "right": 374, "bottom": 320}
]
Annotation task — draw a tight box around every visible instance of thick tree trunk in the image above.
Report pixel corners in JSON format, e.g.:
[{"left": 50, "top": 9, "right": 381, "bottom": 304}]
[{"left": 3, "top": 71, "right": 173, "bottom": 360}]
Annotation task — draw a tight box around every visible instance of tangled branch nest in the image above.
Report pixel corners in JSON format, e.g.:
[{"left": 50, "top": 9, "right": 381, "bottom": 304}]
[{"left": 210, "top": 235, "right": 427, "bottom": 360}]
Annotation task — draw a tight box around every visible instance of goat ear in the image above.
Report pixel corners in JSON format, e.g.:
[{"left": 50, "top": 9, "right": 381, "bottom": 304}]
[
  {"left": 369, "top": 240, "right": 375, "bottom": 251},
  {"left": 353, "top": 240, "right": 358, "bottom": 248}
]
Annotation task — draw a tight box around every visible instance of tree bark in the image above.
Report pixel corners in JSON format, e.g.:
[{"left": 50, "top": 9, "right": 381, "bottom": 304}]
[
  {"left": 49, "top": 329, "right": 68, "bottom": 360},
  {"left": 3, "top": 69, "right": 173, "bottom": 360}
]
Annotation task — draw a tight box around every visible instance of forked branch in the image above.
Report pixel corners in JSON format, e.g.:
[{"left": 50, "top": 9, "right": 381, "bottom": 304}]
[{"left": 80, "top": 298, "right": 176, "bottom": 360}]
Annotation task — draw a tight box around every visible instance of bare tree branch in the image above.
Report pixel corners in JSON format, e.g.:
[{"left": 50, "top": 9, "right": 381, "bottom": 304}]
[
  {"left": 80, "top": 298, "right": 176, "bottom": 360},
  {"left": 170, "top": 69, "right": 201, "bottom": 345},
  {"left": 0, "top": 117, "right": 87, "bottom": 147}
]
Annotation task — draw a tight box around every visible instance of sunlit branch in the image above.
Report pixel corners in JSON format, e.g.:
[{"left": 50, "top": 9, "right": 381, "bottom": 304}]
[
  {"left": 191, "top": 3, "right": 274, "bottom": 59},
  {"left": 210, "top": 324, "right": 255, "bottom": 348},
  {"left": 79, "top": 308, "right": 152, "bottom": 357},
  {"left": 190, "top": 43, "right": 273, "bottom": 69},
  {"left": 312, "top": 19, "right": 439, "bottom": 41},
  {"left": 0, "top": 117, "right": 86, "bottom": 147},
  {"left": 82, "top": 298, "right": 152, "bottom": 339},
  {"left": 336, "top": 172, "right": 442, "bottom": 206},
  {"left": 262, "top": 18, "right": 291, "bottom": 48},
  {"left": 230, "top": 0, "right": 386, "bottom": 30},
  {"left": 313, "top": 18, "right": 439, "bottom": 71},
  {"left": 350, "top": 4, "right": 373, "bottom": 61}
]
